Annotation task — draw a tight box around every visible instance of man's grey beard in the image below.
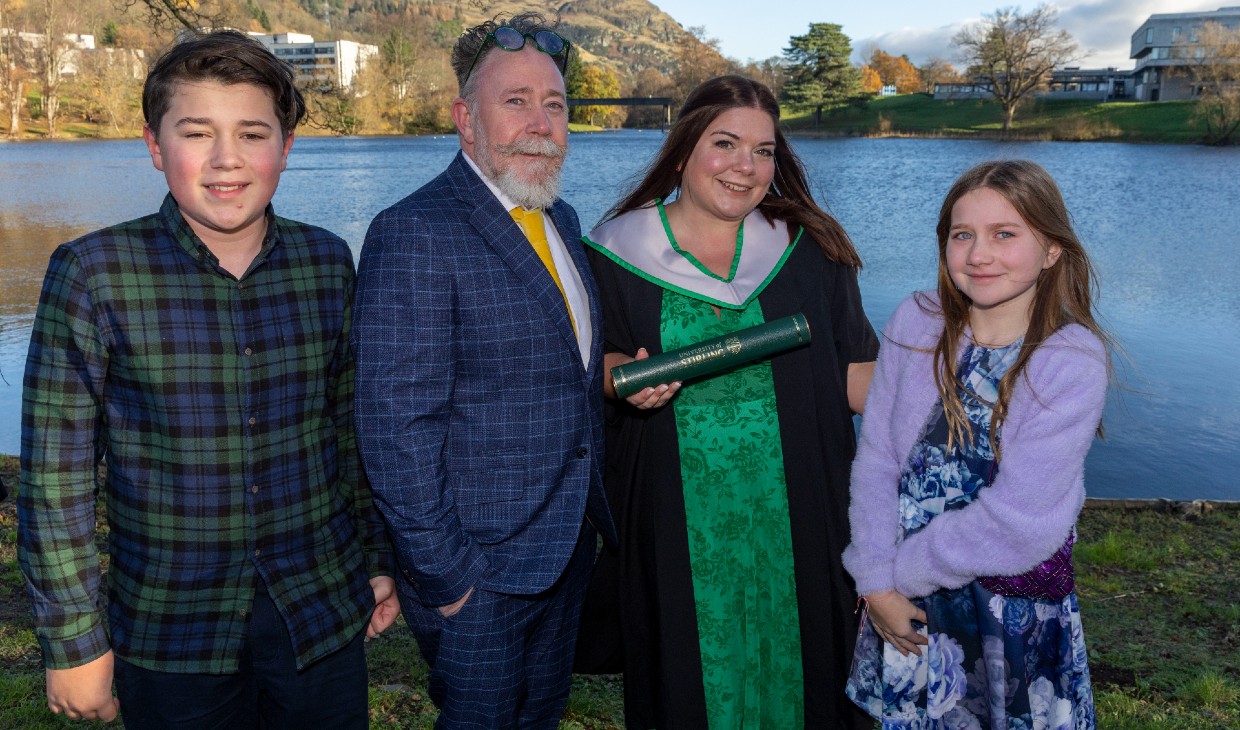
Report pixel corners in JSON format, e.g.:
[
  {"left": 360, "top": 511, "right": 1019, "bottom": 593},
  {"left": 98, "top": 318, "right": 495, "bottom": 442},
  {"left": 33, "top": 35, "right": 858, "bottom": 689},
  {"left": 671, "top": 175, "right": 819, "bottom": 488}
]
[{"left": 474, "top": 125, "right": 567, "bottom": 209}]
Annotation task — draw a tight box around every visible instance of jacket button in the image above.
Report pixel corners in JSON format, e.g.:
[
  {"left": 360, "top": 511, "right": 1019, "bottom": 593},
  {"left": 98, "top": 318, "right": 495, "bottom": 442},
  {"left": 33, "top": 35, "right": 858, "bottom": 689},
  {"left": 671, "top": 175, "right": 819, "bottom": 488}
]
[{"left": 576, "top": 447, "right": 588, "bottom": 458}]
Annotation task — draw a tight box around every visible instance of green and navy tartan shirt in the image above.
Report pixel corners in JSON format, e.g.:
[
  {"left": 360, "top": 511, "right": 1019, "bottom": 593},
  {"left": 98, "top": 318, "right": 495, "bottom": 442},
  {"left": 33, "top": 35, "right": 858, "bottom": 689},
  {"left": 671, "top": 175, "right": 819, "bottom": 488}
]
[{"left": 18, "top": 194, "right": 393, "bottom": 673}]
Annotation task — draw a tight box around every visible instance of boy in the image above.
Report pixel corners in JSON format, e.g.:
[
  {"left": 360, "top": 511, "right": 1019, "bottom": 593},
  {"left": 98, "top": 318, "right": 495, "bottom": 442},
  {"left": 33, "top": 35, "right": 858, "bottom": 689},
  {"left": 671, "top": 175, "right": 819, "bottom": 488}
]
[{"left": 18, "top": 31, "right": 396, "bottom": 728}]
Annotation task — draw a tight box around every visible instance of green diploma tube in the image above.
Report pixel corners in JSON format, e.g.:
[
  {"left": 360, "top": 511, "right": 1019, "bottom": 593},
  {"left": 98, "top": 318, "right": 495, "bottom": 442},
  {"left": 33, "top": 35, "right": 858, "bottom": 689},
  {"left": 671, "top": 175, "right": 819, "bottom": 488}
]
[{"left": 611, "top": 313, "right": 811, "bottom": 399}]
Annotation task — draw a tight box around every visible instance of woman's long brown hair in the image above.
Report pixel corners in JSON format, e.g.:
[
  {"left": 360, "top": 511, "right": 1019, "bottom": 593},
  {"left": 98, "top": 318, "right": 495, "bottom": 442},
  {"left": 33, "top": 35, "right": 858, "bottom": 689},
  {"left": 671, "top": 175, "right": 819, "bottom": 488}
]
[{"left": 602, "top": 75, "right": 862, "bottom": 269}]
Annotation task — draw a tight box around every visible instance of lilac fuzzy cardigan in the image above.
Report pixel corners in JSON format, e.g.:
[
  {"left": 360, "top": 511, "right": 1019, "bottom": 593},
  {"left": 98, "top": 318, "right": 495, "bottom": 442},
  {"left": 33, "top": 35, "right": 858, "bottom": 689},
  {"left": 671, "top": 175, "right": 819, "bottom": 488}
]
[{"left": 842, "top": 293, "right": 1108, "bottom": 599}]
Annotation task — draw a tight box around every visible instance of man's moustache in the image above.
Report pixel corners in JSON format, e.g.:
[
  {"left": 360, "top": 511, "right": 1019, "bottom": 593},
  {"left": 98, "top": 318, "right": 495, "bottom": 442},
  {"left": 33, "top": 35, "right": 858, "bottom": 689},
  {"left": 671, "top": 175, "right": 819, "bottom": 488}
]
[{"left": 495, "top": 140, "right": 565, "bottom": 159}]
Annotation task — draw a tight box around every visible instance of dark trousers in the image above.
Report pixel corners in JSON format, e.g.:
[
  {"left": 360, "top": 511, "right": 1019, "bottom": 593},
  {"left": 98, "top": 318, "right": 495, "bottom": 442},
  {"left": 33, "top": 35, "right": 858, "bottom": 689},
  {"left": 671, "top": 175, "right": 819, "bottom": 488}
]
[
  {"left": 113, "top": 586, "right": 368, "bottom": 730},
  {"left": 400, "top": 523, "right": 597, "bottom": 729}
]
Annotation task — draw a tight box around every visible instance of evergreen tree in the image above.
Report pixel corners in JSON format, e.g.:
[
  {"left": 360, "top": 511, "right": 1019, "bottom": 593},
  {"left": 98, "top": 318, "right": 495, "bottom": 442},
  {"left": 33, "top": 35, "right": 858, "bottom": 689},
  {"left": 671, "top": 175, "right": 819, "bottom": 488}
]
[{"left": 781, "top": 23, "right": 863, "bottom": 112}]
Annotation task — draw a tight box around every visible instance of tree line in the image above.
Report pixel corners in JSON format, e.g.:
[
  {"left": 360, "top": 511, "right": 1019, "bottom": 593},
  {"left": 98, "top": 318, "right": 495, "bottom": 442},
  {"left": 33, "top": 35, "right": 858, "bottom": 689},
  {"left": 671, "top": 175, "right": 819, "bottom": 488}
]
[
  {"left": 778, "top": 4, "right": 1240, "bottom": 144},
  {"left": 2, "top": 1, "right": 1238, "bottom": 144}
]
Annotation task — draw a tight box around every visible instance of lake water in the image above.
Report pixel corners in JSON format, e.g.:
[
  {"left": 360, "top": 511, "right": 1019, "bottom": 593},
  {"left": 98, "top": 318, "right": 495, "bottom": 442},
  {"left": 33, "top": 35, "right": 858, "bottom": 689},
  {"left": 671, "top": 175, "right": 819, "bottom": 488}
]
[{"left": 1, "top": 132, "right": 1237, "bottom": 500}]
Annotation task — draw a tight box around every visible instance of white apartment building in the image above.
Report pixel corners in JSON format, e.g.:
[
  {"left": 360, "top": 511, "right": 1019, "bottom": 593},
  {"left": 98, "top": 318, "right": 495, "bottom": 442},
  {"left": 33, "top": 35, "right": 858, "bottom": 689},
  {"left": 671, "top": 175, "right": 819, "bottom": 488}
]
[{"left": 249, "top": 32, "right": 377, "bottom": 90}]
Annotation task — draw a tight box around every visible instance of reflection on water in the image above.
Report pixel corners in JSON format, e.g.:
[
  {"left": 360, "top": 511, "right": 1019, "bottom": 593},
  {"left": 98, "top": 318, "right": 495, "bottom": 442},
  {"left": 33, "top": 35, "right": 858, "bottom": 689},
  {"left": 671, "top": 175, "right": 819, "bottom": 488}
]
[{"left": 1, "top": 133, "right": 1237, "bottom": 500}]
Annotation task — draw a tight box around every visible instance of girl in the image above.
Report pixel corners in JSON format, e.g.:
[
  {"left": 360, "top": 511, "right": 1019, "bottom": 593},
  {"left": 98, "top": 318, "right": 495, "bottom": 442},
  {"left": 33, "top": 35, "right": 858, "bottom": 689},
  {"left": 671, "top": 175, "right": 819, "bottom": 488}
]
[{"left": 843, "top": 160, "right": 1109, "bottom": 729}]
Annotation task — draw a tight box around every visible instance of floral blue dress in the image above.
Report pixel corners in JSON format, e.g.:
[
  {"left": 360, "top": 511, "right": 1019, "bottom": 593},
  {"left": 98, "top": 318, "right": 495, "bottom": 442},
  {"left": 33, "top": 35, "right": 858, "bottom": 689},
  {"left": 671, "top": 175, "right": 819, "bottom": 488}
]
[{"left": 846, "top": 340, "right": 1095, "bottom": 730}]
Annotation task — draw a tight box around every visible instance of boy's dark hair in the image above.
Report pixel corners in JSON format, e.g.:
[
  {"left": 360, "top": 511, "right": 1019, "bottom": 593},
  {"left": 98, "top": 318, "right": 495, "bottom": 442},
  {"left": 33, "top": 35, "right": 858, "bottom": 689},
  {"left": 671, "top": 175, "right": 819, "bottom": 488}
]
[{"left": 143, "top": 30, "right": 306, "bottom": 139}]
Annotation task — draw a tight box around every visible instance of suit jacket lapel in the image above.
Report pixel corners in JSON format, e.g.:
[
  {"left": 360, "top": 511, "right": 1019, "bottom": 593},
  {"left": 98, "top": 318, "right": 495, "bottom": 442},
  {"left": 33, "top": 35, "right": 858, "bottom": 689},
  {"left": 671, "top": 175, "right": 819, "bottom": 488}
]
[
  {"left": 448, "top": 154, "right": 584, "bottom": 369},
  {"left": 547, "top": 201, "right": 600, "bottom": 379}
]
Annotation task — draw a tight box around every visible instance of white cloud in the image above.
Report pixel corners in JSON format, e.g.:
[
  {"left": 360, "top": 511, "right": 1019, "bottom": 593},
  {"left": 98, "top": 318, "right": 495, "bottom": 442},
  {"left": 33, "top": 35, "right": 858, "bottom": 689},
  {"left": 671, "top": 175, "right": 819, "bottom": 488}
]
[{"left": 854, "top": 24, "right": 969, "bottom": 66}]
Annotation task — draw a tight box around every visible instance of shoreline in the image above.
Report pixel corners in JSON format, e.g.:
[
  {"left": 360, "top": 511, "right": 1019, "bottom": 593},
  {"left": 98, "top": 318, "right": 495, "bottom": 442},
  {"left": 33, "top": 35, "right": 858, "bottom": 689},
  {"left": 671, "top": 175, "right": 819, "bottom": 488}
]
[
  {"left": 1084, "top": 497, "right": 1240, "bottom": 511},
  {"left": 0, "top": 126, "right": 1204, "bottom": 146}
]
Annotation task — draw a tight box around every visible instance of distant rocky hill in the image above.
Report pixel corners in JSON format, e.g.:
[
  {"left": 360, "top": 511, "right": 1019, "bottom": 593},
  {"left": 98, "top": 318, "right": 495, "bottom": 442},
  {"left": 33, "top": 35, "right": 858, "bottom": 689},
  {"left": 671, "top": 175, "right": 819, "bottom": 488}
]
[{"left": 289, "top": 0, "right": 712, "bottom": 83}]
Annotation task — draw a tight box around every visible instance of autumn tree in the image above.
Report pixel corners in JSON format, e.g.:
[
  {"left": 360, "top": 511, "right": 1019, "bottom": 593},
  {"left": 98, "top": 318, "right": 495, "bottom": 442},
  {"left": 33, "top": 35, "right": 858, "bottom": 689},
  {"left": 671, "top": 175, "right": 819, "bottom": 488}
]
[
  {"left": 1182, "top": 21, "right": 1240, "bottom": 145},
  {"left": 858, "top": 65, "right": 881, "bottom": 94},
  {"left": 73, "top": 47, "right": 145, "bottom": 135},
  {"left": 568, "top": 63, "right": 622, "bottom": 128},
  {"left": 868, "top": 49, "right": 921, "bottom": 94},
  {"left": 374, "top": 29, "right": 421, "bottom": 133},
  {"left": 782, "top": 22, "right": 864, "bottom": 117},
  {"left": 953, "top": 4, "right": 1080, "bottom": 132},
  {"left": 671, "top": 26, "right": 729, "bottom": 104},
  {"left": 918, "top": 57, "right": 961, "bottom": 94}
]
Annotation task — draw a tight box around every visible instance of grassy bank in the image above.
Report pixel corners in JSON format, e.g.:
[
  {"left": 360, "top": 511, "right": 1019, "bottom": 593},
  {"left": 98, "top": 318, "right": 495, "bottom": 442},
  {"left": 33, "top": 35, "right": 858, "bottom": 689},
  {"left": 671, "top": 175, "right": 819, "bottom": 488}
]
[
  {"left": 1, "top": 454, "right": 1236, "bottom": 727},
  {"left": 782, "top": 94, "right": 1204, "bottom": 144},
  {"left": 6, "top": 95, "right": 1205, "bottom": 145}
]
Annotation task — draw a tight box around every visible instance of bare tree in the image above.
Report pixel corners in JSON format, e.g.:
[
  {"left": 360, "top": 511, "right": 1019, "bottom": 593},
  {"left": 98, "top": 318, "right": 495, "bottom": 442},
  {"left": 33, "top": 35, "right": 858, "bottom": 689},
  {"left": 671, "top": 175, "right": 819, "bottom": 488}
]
[
  {"left": 917, "top": 57, "right": 961, "bottom": 95},
  {"left": 953, "top": 4, "right": 1080, "bottom": 132},
  {"left": 735, "top": 56, "right": 787, "bottom": 99},
  {"left": 35, "top": 0, "right": 78, "bottom": 138},
  {"left": 301, "top": 81, "right": 365, "bottom": 136},
  {"left": 120, "top": 0, "right": 233, "bottom": 32},
  {"left": 74, "top": 48, "right": 146, "bottom": 135},
  {"left": 0, "top": 0, "right": 26, "bottom": 137},
  {"left": 1182, "top": 21, "right": 1240, "bottom": 145},
  {"left": 671, "top": 27, "right": 730, "bottom": 105}
]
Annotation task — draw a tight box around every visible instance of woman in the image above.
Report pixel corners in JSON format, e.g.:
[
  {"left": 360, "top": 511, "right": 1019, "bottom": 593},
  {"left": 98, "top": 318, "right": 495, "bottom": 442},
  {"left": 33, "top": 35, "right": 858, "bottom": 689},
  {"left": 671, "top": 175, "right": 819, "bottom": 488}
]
[{"left": 576, "top": 75, "right": 876, "bottom": 729}]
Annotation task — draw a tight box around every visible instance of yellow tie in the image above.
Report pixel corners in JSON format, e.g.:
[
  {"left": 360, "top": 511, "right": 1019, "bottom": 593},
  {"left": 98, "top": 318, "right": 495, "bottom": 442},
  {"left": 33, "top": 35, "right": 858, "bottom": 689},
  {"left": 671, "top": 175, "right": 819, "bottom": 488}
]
[{"left": 510, "top": 207, "right": 576, "bottom": 335}]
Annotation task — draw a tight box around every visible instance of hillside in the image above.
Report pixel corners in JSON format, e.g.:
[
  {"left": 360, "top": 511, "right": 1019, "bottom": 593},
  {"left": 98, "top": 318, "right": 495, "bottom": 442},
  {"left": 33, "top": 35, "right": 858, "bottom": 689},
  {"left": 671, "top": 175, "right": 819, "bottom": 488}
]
[
  {"left": 2, "top": 0, "right": 709, "bottom": 84},
  {"left": 423, "top": 0, "right": 694, "bottom": 77},
  {"left": 270, "top": 0, "right": 703, "bottom": 83}
]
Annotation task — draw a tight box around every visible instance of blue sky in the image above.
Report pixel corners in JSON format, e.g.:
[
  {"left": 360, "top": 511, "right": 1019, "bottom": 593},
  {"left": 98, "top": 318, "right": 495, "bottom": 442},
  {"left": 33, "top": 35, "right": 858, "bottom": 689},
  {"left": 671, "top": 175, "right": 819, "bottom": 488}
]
[{"left": 649, "top": 0, "right": 1225, "bottom": 68}]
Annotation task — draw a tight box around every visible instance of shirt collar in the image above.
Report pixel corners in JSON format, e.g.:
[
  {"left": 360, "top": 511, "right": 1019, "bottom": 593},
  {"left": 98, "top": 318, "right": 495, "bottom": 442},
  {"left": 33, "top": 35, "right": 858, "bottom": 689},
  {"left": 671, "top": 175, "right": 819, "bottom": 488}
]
[{"left": 158, "top": 193, "right": 280, "bottom": 277}]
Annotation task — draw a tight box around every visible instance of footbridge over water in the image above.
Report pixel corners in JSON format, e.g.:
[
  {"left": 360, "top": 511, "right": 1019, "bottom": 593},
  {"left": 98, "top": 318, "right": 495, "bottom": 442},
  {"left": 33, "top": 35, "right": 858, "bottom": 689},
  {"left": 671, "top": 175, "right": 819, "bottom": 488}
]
[{"left": 567, "top": 97, "right": 674, "bottom": 130}]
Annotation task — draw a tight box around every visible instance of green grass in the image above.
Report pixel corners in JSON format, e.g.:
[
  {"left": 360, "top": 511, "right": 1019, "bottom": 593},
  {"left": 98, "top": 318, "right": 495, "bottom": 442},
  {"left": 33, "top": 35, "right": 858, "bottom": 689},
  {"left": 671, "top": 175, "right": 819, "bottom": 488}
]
[
  {"left": 781, "top": 94, "right": 1205, "bottom": 144},
  {"left": 1076, "top": 504, "right": 1240, "bottom": 728},
  {"left": 1, "top": 453, "right": 1237, "bottom": 728}
]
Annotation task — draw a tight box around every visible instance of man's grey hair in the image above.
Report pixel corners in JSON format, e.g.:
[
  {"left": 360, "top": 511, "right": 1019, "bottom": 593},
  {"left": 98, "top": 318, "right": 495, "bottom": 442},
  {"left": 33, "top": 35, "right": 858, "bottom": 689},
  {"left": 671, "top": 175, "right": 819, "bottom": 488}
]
[{"left": 451, "top": 12, "right": 564, "bottom": 99}]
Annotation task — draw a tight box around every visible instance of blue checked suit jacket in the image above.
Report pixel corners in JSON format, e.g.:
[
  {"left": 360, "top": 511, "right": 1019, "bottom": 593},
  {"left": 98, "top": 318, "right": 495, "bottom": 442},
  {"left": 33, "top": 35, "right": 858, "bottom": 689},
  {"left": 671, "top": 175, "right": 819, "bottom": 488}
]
[{"left": 353, "top": 151, "right": 616, "bottom": 608}]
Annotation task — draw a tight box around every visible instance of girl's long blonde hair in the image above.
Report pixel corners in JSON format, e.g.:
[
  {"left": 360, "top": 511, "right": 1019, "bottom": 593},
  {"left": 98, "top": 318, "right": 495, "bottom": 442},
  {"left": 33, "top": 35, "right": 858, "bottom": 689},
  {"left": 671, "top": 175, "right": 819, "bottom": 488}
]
[{"left": 921, "top": 160, "right": 1111, "bottom": 457}]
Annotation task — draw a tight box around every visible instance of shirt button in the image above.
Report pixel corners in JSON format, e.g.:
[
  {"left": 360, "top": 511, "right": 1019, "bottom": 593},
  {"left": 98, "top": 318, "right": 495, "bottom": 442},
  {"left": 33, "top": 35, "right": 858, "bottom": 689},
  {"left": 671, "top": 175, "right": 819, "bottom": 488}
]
[
  {"left": 244, "top": 347, "right": 253, "bottom": 356},
  {"left": 251, "top": 484, "right": 259, "bottom": 494},
  {"left": 248, "top": 417, "right": 256, "bottom": 426},
  {"left": 254, "top": 548, "right": 262, "bottom": 558},
  {"left": 238, "top": 608, "right": 248, "bottom": 618},
  {"left": 576, "top": 447, "right": 588, "bottom": 458}
]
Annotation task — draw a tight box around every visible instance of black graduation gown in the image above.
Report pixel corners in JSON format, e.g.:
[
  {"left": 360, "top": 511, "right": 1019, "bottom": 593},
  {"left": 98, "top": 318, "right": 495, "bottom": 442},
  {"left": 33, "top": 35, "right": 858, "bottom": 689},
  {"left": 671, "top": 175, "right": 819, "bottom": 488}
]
[{"left": 575, "top": 237, "right": 879, "bottom": 729}]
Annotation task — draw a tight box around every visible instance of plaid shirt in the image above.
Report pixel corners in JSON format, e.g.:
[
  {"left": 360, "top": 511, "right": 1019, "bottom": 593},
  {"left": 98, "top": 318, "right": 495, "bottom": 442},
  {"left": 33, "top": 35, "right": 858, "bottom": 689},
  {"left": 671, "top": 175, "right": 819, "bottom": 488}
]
[{"left": 18, "top": 194, "right": 392, "bottom": 673}]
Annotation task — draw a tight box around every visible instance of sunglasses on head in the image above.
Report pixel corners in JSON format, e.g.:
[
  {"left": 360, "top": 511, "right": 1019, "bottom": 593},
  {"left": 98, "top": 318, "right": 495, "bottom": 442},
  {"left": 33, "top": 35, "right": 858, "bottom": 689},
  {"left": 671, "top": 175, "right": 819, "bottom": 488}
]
[{"left": 464, "top": 26, "right": 571, "bottom": 85}]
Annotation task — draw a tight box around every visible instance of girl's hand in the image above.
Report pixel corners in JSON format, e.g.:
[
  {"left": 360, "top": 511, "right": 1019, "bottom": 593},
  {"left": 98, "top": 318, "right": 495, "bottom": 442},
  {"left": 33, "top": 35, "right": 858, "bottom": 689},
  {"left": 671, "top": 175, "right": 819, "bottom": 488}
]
[{"left": 865, "top": 590, "right": 929, "bottom": 656}]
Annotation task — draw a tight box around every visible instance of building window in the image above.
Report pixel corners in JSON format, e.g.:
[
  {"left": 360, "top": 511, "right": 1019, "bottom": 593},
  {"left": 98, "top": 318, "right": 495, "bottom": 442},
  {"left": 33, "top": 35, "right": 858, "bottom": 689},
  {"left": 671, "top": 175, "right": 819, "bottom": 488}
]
[
  {"left": 1146, "top": 28, "right": 1154, "bottom": 43},
  {"left": 1172, "top": 26, "right": 1181, "bottom": 41}
]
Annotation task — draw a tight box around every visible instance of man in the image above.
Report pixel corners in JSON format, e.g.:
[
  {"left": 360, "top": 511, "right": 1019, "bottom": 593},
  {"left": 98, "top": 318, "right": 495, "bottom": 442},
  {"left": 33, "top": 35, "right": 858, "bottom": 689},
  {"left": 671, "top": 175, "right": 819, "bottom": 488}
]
[
  {"left": 352, "top": 12, "right": 616, "bottom": 730},
  {"left": 18, "top": 31, "right": 397, "bottom": 727}
]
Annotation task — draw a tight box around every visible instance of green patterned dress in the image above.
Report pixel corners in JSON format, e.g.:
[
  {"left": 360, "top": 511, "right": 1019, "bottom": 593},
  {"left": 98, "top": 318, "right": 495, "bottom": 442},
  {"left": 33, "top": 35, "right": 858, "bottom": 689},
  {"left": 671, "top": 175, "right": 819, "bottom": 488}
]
[{"left": 662, "top": 292, "right": 804, "bottom": 728}]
